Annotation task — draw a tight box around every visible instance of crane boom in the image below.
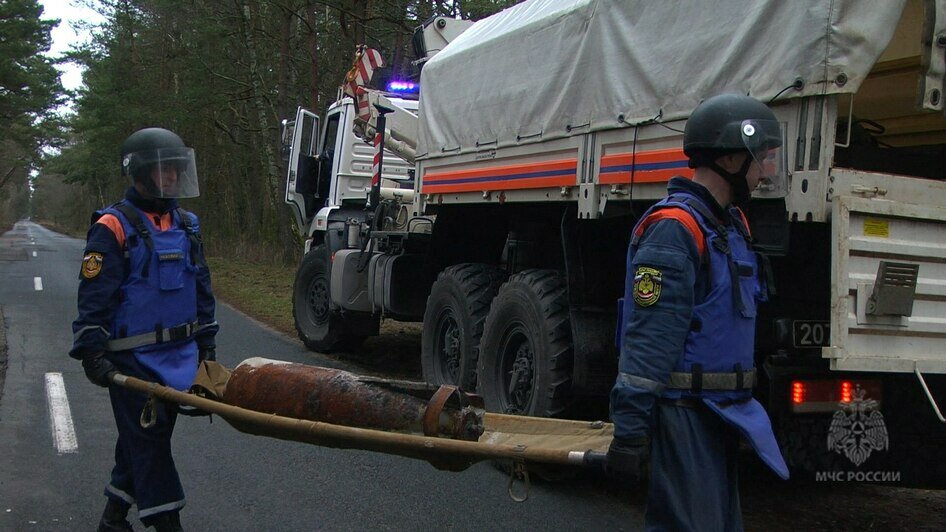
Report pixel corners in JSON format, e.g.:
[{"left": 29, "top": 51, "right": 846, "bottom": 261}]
[
  {"left": 341, "top": 46, "right": 419, "bottom": 165},
  {"left": 354, "top": 91, "right": 418, "bottom": 165}
]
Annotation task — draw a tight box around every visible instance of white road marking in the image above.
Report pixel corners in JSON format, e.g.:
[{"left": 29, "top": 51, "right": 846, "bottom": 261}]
[
  {"left": 32, "top": 251, "right": 37, "bottom": 257},
  {"left": 44, "top": 373, "right": 78, "bottom": 454},
  {"left": 34, "top": 277, "right": 43, "bottom": 291}
]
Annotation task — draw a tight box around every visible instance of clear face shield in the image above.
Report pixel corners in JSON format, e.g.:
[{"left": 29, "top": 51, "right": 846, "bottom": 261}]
[
  {"left": 740, "top": 119, "right": 784, "bottom": 194},
  {"left": 739, "top": 120, "right": 787, "bottom": 195},
  {"left": 126, "top": 147, "right": 200, "bottom": 199}
]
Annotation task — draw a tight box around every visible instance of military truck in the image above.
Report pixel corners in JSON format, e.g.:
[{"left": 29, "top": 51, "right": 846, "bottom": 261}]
[{"left": 282, "top": 0, "right": 946, "bottom": 486}]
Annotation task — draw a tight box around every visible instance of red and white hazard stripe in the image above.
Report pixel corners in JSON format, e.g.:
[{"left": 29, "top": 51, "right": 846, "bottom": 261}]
[
  {"left": 342, "top": 46, "right": 384, "bottom": 124},
  {"left": 356, "top": 88, "right": 372, "bottom": 123},
  {"left": 357, "top": 47, "right": 383, "bottom": 85},
  {"left": 371, "top": 130, "right": 382, "bottom": 187}
]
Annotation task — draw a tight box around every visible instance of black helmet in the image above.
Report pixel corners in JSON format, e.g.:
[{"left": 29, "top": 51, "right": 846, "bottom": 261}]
[
  {"left": 120, "top": 127, "right": 199, "bottom": 198},
  {"left": 683, "top": 94, "right": 782, "bottom": 206},
  {"left": 684, "top": 94, "right": 781, "bottom": 160}
]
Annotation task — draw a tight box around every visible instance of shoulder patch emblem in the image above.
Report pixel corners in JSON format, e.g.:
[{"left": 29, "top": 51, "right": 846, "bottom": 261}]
[
  {"left": 633, "top": 266, "right": 662, "bottom": 307},
  {"left": 81, "top": 252, "right": 104, "bottom": 279}
]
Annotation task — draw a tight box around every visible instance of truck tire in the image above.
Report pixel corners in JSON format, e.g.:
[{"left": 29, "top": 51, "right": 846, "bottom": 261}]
[
  {"left": 421, "top": 264, "right": 505, "bottom": 390},
  {"left": 478, "top": 269, "right": 574, "bottom": 417},
  {"left": 292, "top": 245, "right": 366, "bottom": 353}
]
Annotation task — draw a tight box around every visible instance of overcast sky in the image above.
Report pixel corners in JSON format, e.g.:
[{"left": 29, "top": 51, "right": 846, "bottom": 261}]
[{"left": 39, "top": 0, "right": 107, "bottom": 92}]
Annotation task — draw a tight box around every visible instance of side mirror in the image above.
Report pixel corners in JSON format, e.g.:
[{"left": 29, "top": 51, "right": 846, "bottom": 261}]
[{"left": 280, "top": 119, "right": 293, "bottom": 149}]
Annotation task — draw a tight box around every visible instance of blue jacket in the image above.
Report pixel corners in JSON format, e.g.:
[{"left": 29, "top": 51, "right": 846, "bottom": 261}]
[
  {"left": 70, "top": 187, "right": 217, "bottom": 390},
  {"left": 610, "top": 177, "right": 788, "bottom": 479}
]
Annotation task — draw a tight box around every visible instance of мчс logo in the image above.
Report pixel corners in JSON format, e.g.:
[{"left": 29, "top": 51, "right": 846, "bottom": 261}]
[{"left": 826, "top": 386, "right": 888, "bottom": 466}]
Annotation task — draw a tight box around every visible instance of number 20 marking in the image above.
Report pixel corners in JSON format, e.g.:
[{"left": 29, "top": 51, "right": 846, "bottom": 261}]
[{"left": 798, "top": 322, "right": 827, "bottom": 346}]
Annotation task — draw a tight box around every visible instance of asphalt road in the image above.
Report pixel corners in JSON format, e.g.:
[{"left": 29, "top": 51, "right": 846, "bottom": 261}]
[
  {"left": 1, "top": 221, "right": 942, "bottom": 531},
  {"left": 0, "top": 221, "right": 638, "bottom": 531}
]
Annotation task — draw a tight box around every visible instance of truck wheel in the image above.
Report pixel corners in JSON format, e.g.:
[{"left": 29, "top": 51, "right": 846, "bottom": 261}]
[
  {"left": 478, "top": 269, "right": 573, "bottom": 417},
  {"left": 293, "top": 245, "right": 366, "bottom": 353},
  {"left": 422, "top": 264, "right": 505, "bottom": 390}
]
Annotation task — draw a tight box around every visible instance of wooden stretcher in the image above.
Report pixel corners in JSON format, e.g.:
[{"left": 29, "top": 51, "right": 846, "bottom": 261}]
[{"left": 111, "top": 358, "right": 613, "bottom": 481}]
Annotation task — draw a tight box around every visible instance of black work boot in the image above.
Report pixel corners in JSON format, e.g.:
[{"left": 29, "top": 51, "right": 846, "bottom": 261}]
[
  {"left": 149, "top": 511, "right": 183, "bottom": 532},
  {"left": 97, "top": 498, "right": 133, "bottom": 532}
]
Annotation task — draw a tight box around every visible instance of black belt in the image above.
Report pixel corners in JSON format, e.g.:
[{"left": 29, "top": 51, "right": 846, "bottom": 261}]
[
  {"left": 661, "top": 397, "right": 703, "bottom": 409},
  {"left": 660, "top": 396, "right": 753, "bottom": 409}
]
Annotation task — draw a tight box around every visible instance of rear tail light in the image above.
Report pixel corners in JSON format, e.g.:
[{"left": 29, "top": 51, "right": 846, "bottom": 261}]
[
  {"left": 840, "top": 380, "right": 853, "bottom": 403},
  {"left": 789, "top": 379, "right": 882, "bottom": 413}
]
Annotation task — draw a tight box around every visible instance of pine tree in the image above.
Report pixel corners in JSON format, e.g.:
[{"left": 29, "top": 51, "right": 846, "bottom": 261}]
[{"left": 0, "top": 0, "right": 63, "bottom": 226}]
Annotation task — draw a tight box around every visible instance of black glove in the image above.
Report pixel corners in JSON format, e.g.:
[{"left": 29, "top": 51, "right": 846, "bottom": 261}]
[
  {"left": 81, "top": 353, "right": 117, "bottom": 388},
  {"left": 604, "top": 437, "right": 650, "bottom": 482},
  {"left": 198, "top": 347, "right": 216, "bottom": 363}
]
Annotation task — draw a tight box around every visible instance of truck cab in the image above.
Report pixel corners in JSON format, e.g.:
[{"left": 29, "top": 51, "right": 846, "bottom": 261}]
[
  {"left": 281, "top": 93, "right": 421, "bottom": 353},
  {"left": 283, "top": 96, "right": 417, "bottom": 248}
]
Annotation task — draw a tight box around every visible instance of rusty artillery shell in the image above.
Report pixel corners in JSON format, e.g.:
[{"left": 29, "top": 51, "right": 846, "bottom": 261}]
[{"left": 222, "top": 358, "right": 484, "bottom": 441}]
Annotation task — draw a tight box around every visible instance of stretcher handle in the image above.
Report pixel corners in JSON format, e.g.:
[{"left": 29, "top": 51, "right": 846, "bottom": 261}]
[{"left": 581, "top": 450, "right": 607, "bottom": 470}]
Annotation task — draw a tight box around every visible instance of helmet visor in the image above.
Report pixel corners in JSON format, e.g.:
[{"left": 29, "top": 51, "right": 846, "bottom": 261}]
[
  {"left": 740, "top": 119, "right": 784, "bottom": 191},
  {"left": 127, "top": 147, "right": 199, "bottom": 198}
]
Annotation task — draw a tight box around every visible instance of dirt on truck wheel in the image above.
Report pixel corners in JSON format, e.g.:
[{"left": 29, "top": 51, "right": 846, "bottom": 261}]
[
  {"left": 477, "top": 269, "right": 574, "bottom": 417},
  {"left": 421, "top": 263, "right": 505, "bottom": 390}
]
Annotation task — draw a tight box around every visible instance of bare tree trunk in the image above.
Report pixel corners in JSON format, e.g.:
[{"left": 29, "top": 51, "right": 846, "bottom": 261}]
[
  {"left": 276, "top": 6, "right": 293, "bottom": 122},
  {"left": 241, "top": 0, "right": 291, "bottom": 258},
  {"left": 306, "top": 2, "right": 320, "bottom": 111},
  {"left": 249, "top": 2, "right": 280, "bottom": 194}
]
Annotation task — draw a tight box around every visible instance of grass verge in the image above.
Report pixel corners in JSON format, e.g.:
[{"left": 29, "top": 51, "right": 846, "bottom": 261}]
[
  {"left": 206, "top": 256, "right": 296, "bottom": 336},
  {"left": 206, "top": 255, "right": 422, "bottom": 378}
]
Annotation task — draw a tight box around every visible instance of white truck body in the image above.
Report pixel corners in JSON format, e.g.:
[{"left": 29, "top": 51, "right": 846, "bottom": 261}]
[
  {"left": 411, "top": 0, "right": 946, "bottom": 379},
  {"left": 285, "top": 0, "right": 946, "bottom": 484}
]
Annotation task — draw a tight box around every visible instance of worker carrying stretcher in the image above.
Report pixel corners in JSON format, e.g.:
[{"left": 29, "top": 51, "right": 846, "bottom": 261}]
[
  {"left": 70, "top": 127, "right": 217, "bottom": 532},
  {"left": 608, "top": 94, "right": 789, "bottom": 532}
]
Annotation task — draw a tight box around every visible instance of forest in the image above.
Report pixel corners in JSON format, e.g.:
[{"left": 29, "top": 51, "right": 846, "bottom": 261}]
[{"left": 1, "top": 0, "right": 516, "bottom": 263}]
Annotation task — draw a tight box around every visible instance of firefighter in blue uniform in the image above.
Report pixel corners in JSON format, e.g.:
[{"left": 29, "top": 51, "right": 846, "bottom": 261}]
[
  {"left": 607, "top": 94, "right": 790, "bottom": 531},
  {"left": 70, "top": 127, "right": 218, "bottom": 532}
]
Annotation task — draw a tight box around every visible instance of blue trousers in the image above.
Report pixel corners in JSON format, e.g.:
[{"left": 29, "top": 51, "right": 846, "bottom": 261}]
[
  {"left": 104, "top": 353, "right": 185, "bottom": 523},
  {"left": 645, "top": 402, "right": 743, "bottom": 532}
]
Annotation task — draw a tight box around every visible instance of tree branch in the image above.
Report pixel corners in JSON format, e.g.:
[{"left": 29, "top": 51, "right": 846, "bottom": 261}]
[{"left": 0, "top": 165, "right": 19, "bottom": 190}]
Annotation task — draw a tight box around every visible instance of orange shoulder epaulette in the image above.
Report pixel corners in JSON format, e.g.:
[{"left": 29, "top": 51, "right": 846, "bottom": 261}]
[{"left": 634, "top": 207, "right": 706, "bottom": 256}]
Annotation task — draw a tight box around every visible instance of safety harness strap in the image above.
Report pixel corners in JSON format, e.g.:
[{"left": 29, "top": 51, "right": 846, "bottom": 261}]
[
  {"left": 176, "top": 208, "right": 206, "bottom": 268},
  {"left": 678, "top": 196, "right": 749, "bottom": 316},
  {"left": 729, "top": 206, "right": 753, "bottom": 241},
  {"left": 113, "top": 203, "right": 154, "bottom": 278}
]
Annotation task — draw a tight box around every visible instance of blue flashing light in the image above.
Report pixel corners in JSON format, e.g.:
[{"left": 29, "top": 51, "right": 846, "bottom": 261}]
[{"left": 387, "top": 81, "right": 418, "bottom": 93}]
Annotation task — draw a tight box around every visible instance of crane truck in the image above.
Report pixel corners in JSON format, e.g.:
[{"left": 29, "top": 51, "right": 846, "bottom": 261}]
[{"left": 282, "top": 0, "right": 946, "bottom": 486}]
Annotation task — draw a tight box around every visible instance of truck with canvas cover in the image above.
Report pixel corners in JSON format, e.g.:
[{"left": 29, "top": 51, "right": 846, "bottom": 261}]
[{"left": 283, "top": 0, "right": 946, "bottom": 486}]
